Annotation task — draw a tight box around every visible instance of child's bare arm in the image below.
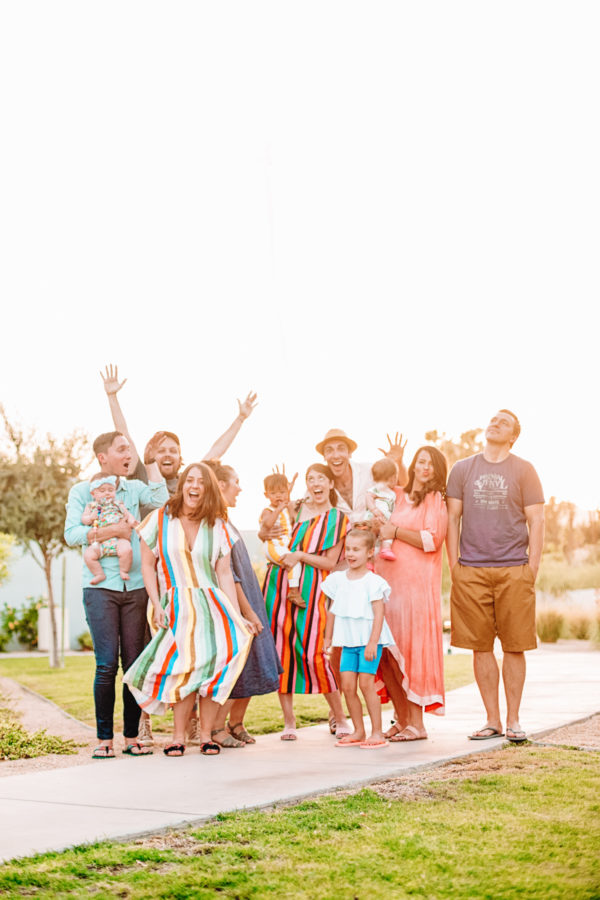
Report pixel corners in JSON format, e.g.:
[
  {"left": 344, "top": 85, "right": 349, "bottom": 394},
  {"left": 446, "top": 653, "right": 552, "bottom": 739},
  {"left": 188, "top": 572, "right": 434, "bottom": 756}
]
[
  {"left": 365, "top": 598, "right": 385, "bottom": 660},
  {"left": 260, "top": 502, "right": 287, "bottom": 530},
  {"left": 365, "top": 491, "right": 377, "bottom": 514},
  {"left": 323, "top": 609, "right": 334, "bottom": 654}
]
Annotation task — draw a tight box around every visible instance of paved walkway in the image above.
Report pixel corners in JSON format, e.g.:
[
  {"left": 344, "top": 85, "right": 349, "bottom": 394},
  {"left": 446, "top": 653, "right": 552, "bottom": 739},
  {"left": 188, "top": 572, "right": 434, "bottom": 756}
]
[{"left": 1, "top": 646, "right": 598, "bottom": 862}]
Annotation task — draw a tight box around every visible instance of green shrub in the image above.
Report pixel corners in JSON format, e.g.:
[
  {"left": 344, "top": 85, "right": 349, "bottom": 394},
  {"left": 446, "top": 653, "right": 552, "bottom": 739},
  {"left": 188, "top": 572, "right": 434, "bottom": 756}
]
[
  {"left": 563, "top": 612, "right": 592, "bottom": 640},
  {"left": 0, "top": 697, "right": 80, "bottom": 760},
  {"left": 536, "top": 608, "right": 564, "bottom": 643},
  {"left": 0, "top": 597, "right": 46, "bottom": 650},
  {"left": 76, "top": 630, "right": 94, "bottom": 651}
]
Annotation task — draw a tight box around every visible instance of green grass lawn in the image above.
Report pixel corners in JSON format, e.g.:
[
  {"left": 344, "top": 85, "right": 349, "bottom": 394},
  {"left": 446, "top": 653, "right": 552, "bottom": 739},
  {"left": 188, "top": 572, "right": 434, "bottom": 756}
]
[
  {"left": 0, "top": 745, "right": 598, "bottom": 898},
  {"left": 0, "top": 653, "right": 473, "bottom": 734}
]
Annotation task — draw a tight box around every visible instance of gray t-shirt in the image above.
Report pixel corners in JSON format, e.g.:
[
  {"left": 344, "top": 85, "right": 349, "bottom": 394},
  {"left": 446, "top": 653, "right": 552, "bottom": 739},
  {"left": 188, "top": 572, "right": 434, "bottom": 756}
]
[{"left": 447, "top": 453, "right": 544, "bottom": 567}]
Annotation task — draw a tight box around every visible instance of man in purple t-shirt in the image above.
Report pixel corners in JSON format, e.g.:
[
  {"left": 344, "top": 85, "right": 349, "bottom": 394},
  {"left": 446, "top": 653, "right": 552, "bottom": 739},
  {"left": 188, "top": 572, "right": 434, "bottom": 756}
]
[{"left": 446, "top": 410, "right": 545, "bottom": 744}]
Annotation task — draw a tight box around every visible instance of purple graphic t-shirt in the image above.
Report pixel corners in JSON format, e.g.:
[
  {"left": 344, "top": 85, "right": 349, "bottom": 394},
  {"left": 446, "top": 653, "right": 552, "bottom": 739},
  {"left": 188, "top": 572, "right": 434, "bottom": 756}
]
[{"left": 447, "top": 453, "right": 544, "bottom": 567}]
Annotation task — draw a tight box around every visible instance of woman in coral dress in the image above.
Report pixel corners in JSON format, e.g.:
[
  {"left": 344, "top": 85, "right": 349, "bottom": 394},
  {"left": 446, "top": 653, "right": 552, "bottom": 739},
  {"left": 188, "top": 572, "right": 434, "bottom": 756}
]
[
  {"left": 124, "top": 463, "right": 253, "bottom": 756},
  {"left": 374, "top": 446, "right": 448, "bottom": 742}
]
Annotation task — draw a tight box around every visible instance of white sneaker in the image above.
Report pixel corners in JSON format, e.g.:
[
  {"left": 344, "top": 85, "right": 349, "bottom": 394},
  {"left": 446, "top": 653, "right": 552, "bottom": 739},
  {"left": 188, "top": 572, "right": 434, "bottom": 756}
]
[
  {"left": 187, "top": 716, "right": 201, "bottom": 745},
  {"left": 138, "top": 716, "right": 154, "bottom": 747}
]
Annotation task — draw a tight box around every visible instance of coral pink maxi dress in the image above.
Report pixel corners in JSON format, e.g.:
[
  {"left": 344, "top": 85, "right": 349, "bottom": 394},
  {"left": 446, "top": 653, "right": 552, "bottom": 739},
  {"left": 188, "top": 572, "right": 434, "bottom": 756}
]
[{"left": 375, "top": 488, "right": 448, "bottom": 715}]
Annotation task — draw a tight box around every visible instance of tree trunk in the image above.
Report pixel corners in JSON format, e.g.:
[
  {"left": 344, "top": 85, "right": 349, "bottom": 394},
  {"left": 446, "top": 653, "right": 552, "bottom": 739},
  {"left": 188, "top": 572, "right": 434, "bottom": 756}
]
[{"left": 44, "top": 555, "right": 62, "bottom": 669}]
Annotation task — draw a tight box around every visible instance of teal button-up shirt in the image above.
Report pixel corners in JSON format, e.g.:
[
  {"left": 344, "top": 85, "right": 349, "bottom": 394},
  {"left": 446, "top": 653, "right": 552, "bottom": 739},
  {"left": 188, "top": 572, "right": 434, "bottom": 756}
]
[{"left": 64, "top": 477, "right": 168, "bottom": 591}]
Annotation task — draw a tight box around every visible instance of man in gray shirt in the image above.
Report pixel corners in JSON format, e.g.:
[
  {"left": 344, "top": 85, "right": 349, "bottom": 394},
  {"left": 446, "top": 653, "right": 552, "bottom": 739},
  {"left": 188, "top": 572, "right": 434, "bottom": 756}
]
[{"left": 446, "top": 410, "right": 544, "bottom": 744}]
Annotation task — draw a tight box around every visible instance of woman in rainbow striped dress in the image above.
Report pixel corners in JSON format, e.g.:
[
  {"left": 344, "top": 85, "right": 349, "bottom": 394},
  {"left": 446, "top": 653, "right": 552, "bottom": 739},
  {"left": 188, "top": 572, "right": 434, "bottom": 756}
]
[
  {"left": 263, "top": 463, "right": 351, "bottom": 741},
  {"left": 123, "top": 463, "right": 253, "bottom": 757}
]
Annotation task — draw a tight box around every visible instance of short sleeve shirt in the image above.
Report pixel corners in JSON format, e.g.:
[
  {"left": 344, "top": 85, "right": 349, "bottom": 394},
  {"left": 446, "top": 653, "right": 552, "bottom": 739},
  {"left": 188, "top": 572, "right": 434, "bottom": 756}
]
[
  {"left": 334, "top": 460, "right": 375, "bottom": 523},
  {"left": 447, "top": 453, "right": 544, "bottom": 567}
]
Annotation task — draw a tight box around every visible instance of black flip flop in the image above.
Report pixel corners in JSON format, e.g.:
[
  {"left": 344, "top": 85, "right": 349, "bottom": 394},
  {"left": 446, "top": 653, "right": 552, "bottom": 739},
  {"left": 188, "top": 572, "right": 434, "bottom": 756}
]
[
  {"left": 200, "top": 741, "right": 220, "bottom": 756},
  {"left": 163, "top": 743, "right": 186, "bottom": 757}
]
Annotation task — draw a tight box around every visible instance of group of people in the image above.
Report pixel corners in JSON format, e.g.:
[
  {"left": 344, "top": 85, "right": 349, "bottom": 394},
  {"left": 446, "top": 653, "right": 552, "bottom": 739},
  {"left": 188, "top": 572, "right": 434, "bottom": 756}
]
[{"left": 64, "top": 366, "right": 544, "bottom": 758}]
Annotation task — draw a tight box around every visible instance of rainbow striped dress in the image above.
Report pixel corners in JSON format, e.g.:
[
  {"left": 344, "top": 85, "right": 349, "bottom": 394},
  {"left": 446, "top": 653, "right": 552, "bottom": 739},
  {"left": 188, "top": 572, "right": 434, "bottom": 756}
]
[
  {"left": 123, "top": 509, "right": 252, "bottom": 714},
  {"left": 263, "top": 507, "right": 348, "bottom": 694}
]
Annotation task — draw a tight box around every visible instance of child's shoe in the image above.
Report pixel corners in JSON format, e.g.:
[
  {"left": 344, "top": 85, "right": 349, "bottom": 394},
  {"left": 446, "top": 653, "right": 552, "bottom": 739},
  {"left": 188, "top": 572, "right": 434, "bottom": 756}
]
[
  {"left": 378, "top": 547, "right": 396, "bottom": 561},
  {"left": 288, "top": 586, "right": 306, "bottom": 608}
]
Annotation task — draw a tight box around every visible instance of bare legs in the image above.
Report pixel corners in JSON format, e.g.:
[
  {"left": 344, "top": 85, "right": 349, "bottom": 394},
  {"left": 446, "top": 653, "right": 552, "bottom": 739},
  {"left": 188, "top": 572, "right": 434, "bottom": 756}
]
[
  {"left": 324, "top": 690, "right": 350, "bottom": 734},
  {"left": 170, "top": 694, "right": 219, "bottom": 753},
  {"left": 171, "top": 693, "right": 196, "bottom": 752},
  {"left": 337, "top": 672, "right": 384, "bottom": 746},
  {"left": 277, "top": 689, "right": 349, "bottom": 739},
  {"left": 278, "top": 692, "right": 296, "bottom": 737},
  {"left": 378, "top": 649, "right": 426, "bottom": 738},
  {"left": 472, "top": 650, "right": 526, "bottom": 735}
]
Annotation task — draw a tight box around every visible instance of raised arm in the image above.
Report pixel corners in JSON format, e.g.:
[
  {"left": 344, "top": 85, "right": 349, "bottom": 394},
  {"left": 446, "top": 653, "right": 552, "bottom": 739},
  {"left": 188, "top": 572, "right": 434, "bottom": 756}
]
[
  {"left": 203, "top": 391, "right": 258, "bottom": 459},
  {"left": 378, "top": 432, "right": 408, "bottom": 487},
  {"left": 100, "top": 364, "right": 140, "bottom": 471}
]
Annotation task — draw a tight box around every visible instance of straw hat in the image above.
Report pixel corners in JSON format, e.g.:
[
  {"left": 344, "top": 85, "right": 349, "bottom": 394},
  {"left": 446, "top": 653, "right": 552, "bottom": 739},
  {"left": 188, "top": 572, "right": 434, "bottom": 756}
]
[{"left": 315, "top": 428, "right": 358, "bottom": 456}]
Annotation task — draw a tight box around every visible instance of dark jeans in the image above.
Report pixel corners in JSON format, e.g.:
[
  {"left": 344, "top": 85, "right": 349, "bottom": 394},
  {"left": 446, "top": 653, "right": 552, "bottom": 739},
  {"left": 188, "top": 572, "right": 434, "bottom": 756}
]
[{"left": 83, "top": 587, "right": 148, "bottom": 741}]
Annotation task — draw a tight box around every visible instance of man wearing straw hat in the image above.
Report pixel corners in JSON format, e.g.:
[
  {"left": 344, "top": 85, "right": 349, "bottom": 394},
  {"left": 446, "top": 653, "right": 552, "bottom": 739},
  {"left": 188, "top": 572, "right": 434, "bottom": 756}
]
[{"left": 315, "top": 428, "right": 407, "bottom": 523}]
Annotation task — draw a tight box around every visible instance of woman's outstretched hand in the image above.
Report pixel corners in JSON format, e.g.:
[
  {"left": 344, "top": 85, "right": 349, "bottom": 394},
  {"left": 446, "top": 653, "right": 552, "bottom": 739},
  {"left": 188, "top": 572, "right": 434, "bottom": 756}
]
[
  {"left": 238, "top": 391, "right": 258, "bottom": 420},
  {"left": 379, "top": 432, "right": 407, "bottom": 460}
]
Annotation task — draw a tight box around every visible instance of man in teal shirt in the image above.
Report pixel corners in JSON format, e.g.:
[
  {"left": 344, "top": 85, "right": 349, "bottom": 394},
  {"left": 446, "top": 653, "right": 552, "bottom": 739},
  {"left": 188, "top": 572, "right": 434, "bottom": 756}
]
[{"left": 65, "top": 431, "right": 168, "bottom": 759}]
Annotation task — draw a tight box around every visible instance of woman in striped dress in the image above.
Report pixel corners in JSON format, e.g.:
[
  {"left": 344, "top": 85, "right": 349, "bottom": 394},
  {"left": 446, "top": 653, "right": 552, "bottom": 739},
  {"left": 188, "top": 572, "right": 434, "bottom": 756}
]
[
  {"left": 123, "top": 463, "right": 253, "bottom": 756},
  {"left": 263, "top": 463, "right": 350, "bottom": 740}
]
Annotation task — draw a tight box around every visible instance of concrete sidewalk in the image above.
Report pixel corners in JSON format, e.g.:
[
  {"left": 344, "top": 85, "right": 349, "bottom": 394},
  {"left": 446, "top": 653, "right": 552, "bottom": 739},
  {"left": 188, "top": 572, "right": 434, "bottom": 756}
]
[{"left": 1, "top": 646, "right": 598, "bottom": 862}]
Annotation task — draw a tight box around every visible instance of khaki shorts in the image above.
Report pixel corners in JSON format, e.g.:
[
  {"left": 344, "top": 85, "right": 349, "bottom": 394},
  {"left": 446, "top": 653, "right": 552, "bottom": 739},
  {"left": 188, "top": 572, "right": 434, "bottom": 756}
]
[{"left": 450, "top": 564, "right": 537, "bottom": 652}]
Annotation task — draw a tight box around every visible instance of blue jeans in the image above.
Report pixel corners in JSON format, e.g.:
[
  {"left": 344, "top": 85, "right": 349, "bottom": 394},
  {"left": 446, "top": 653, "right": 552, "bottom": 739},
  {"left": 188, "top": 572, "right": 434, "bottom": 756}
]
[{"left": 83, "top": 587, "right": 148, "bottom": 741}]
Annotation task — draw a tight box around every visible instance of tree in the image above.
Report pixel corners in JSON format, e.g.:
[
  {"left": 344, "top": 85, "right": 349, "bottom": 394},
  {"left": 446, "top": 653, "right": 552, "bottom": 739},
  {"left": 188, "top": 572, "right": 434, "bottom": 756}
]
[
  {"left": 424, "top": 428, "right": 484, "bottom": 468},
  {"left": 0, "top": 407, "right": 88, "bottom": 667},
  {"left": 0, "top": 533, "right": 14, "bottom": 585}
]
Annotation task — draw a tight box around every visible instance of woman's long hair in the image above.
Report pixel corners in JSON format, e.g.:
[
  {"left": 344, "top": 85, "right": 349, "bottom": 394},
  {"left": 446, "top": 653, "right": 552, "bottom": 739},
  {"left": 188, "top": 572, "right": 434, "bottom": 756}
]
[
  {"left": 305, "top": 463, "right": 337, "bottom": 507},
  {"left": 166, "top": 462, "right": 227, "bottom": 525},
  {"left": 404, "top": 446, "right": 447, "bottom": 507}
]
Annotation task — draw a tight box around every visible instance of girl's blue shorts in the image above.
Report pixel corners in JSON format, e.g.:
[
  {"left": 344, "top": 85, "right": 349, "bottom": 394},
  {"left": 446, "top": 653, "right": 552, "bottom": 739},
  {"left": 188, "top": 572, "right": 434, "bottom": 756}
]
[{"left": 339, "top": 644, "right": 383, "bottom": 675}]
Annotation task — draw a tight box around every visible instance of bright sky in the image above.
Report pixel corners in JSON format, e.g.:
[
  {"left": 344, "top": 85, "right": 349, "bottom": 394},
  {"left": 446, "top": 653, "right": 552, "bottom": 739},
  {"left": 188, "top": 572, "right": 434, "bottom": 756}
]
[{"left": 1, "top": 2, "right": 598, "bottom": 528}]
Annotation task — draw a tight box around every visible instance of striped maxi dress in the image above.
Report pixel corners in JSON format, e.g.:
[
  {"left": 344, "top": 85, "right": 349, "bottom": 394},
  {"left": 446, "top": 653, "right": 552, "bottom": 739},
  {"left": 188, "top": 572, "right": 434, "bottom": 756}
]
[
  {"left": 123, "top": 509, "right": 252, "bottom": 715},
  {"left": 263, "top": 507, "right": 349, "bottom": 694}
]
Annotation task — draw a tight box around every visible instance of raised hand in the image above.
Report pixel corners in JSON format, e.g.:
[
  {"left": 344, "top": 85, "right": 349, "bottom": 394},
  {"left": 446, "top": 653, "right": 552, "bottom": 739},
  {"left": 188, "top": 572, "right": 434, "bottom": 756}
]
[
  {"left": 379, "top": 432, "right": 407, "bottom": 460},
  {"left": 272, "top": 463, "right": 298, "bottom": 494},
  {"left": 237, "top": 391, "right": 258, "bottom": 421},
  {"left": 101, "top": 364, "right": 126, "bottom": 396}
]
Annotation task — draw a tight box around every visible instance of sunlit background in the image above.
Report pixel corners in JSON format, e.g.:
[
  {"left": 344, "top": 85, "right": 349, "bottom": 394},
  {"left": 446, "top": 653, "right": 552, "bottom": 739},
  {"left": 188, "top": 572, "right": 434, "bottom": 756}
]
[{"left": 1, "top": 1, "right": 598, "bottom": 528}]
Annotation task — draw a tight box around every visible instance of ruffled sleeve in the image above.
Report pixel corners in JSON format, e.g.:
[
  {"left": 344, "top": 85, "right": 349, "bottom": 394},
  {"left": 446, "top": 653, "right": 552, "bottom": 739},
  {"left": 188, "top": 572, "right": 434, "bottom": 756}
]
[
  {"left": 321, "top": 572, "right": 339, "bottom": 600},
  {"left": 216, "top": 518, "right": 237, "bottom": 559},
  {"left": 420, "top": 491, "right": 448, "bottom": 553},
  {"left": 137, "top": 509, "right": 160, "bottom": 557},
  {"left": 366, "top": 572, "right": 391, "bottom": 603}
]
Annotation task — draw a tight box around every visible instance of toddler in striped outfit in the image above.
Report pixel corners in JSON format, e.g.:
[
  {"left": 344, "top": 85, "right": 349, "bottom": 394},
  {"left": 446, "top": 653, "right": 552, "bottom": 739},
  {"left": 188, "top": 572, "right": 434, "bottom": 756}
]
[{"left": 260, "top": 473, "right": 304, "bottom": 608}]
